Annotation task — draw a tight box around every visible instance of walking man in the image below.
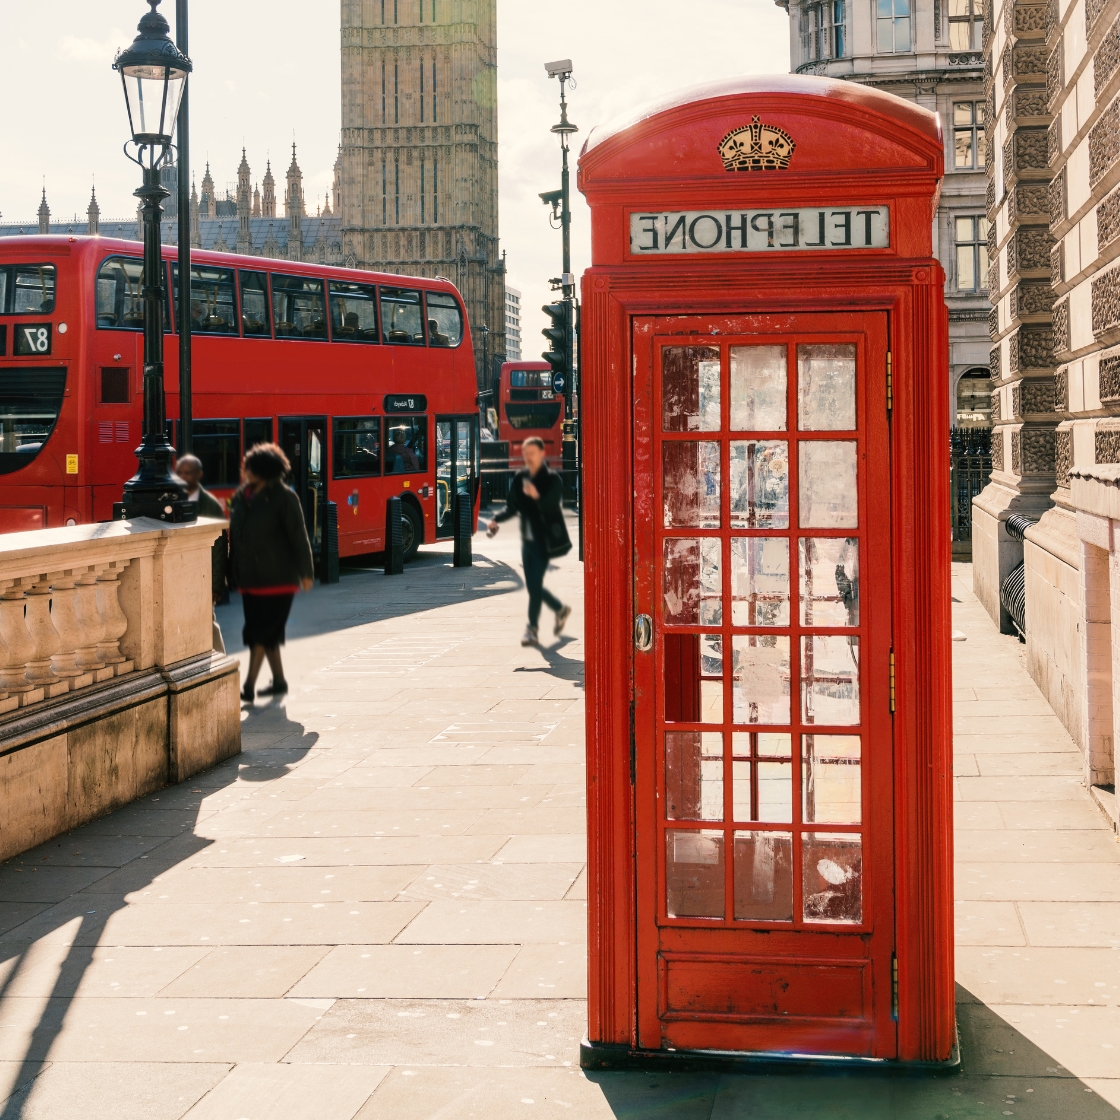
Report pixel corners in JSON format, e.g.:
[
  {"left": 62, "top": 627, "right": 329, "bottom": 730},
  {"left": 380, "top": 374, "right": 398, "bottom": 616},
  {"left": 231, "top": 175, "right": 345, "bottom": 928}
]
[
  {"left": 176, "top": 453, "right": 228, "bottom": 652},
  {"left": 487, "top": 436, "right": 572, "bottom": 646}
]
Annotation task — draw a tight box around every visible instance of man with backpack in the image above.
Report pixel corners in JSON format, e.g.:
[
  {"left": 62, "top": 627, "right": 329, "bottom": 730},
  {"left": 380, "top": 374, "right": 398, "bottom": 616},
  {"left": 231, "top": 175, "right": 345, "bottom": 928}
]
[{"left": 487, "top": 436, "right": 573, "bottom": 646}]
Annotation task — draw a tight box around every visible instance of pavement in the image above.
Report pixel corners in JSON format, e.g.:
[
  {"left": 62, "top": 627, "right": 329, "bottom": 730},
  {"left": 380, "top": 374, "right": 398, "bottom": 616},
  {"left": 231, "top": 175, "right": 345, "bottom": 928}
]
[{"left": 1, "top": 536, "right": 1120, "bottom": 1118}]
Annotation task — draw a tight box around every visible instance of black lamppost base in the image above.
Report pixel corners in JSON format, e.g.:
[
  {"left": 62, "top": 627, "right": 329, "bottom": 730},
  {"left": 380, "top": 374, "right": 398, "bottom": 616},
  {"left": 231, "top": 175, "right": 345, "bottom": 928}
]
[{"left": 113, "top": 495, "right": 197, "bottom": 523}]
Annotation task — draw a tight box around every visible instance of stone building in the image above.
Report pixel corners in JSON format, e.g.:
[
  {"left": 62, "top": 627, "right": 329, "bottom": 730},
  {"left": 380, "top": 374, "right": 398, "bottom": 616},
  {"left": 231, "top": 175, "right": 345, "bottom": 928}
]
[
  {"left": 969, "top": 0, "right": 1120, "bottom": 822},
  {"left": 775, "top": 0, "right": 992, "bottom": 425},
  {"left": 337, "top": 0, "right": 504, "bottom": 385},
  {"left": 505, "top": 285, "right": 521, "bottom": 360}
]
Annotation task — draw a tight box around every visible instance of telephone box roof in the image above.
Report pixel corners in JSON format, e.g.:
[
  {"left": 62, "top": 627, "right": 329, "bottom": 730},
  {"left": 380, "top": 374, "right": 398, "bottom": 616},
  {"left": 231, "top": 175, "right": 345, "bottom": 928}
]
[{"left": 580, "top": 74, "right": 943, "bottom": 189}]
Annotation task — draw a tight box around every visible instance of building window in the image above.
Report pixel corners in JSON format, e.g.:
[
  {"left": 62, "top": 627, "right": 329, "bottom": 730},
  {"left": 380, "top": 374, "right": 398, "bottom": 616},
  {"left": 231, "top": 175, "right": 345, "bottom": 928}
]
[
  {"left": 955, "top": 215, "right": 990, "bottom": 291},
  {"left": 420, "top": 60, "right": 425, "bottom": 122},
  {"left": 953, "top": 101, "right": 987, "bottom": 169},
  {"left": 432, "top": 61, "right": 437, "bottom": 122},
  {"left": 381, "top": 61, "right": 386, "bottom": 123},
  {"left": 395, "top": 159, "right": 400, "bottom": 224},
  {"left": 433, "top": 158, "right": 439, "bottom": 223},
  {"left": 382, "top": 159, "right": 387, "bottom": 226},
  {"left": 801, "top": 0, "right": 846, "bottom": 60},
  {"left": 876, "top": 0, "right": 911, "bottom": 52},
  {"left": 421, "top": 161, "right": 426, "bottom": 223},
  {"left": 948, "top": 0, "right": 982, "bottom": 49},
  {"left": 394, "top": 62, "right": 399, "bottom": 124}
]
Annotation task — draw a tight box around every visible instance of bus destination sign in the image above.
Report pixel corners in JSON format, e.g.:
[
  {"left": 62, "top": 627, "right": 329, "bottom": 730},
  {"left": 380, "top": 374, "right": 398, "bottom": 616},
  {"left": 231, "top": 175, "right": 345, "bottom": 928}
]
[
  {"left": 13, "top": 323, "right": 52, "bottom": 356},
  {"left": 629, "top": 207, "right": 889, "bottom": 255},
  {"left": 384, "top": 393, "right": 427, "bottom": 413}
]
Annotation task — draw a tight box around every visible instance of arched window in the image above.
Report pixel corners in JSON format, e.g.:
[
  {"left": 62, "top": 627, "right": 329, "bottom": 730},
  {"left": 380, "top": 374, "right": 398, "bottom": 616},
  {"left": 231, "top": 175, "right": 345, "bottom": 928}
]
[{"left": 955, "top": 368, "right": 992, "bottom": 427}]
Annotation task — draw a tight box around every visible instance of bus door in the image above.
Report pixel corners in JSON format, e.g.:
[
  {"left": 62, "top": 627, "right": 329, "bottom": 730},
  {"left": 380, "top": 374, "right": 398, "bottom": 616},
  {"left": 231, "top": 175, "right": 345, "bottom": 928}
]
[
  {"left": 435, "top": 415, "right": 479, "bottom": 538},
  {"left": 280, "top": 416, "right": 327, "bottom": 554}
]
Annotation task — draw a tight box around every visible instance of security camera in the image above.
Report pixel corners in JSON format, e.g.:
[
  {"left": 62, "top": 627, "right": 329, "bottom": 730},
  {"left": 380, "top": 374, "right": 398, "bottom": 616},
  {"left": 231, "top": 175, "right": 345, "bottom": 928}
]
[{"left": 545, "top": 59, "right": 573, "bottom": 78}]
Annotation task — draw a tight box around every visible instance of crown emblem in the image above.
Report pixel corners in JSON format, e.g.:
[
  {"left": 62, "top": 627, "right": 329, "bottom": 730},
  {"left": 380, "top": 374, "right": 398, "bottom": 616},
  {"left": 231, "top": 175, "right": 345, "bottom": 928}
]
[{"left": 718, "top": 116, "right": 795, "bottom": 172}]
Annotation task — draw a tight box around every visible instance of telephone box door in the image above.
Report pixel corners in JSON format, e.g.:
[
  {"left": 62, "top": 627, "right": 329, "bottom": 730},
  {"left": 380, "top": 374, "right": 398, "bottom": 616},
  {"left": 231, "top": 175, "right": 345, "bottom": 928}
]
[{"left": 633, "top": 310, "right": 895, "bottom": 1058}]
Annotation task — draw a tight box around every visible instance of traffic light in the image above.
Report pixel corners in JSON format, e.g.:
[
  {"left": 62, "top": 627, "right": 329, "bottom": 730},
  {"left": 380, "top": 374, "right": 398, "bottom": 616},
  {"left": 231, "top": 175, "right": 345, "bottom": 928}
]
[{"left": 542, "top": 300, "right": 571, "bottom": 395}]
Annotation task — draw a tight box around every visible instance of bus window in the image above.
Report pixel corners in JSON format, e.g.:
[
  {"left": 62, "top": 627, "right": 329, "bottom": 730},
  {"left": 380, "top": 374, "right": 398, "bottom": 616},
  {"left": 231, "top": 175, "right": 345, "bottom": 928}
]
[
  {"left": 173, "top": 264, "right": 237, "bottom": 335},
  {"left": 330, "top": 281, "right": 379, "bottom": 343},
  {"left": 505, "top": 402, "right": 563, "bottom": 430},
  {"left": 0, "top": 367, "right": 66, "bottom": 474},
  {"left": 425, "top": 291, "right": 462, "bottom": 347},
  {"left": 96, "top": 257, "right": 145, "bottom": 329},
  {"left": 510, "top": 369, "right": 551, "bottom": 388},
  {"left": 0, "top": 270, "right": 7, "bottom": 313},
  {"left": 385, "top": 415, "right": 428, "bottom": 473},
  {"left": 380, "top": 287, "right": 425, "bottom": 345},
  {"left": 272, "top": 275, "right": 328, "bottom": 340},
  {"left": 240, "top": 271, "right": 271, "bottom": 337},
  {"left": 190, "top": 419, "right": 241, "bottom": 486},
  {"left": 244, "top": 417, "right": 273, "bottom": 451},
  {"left": 10, "top": 265, "right": 56, "bottom": 315},
  {"left": 333, "top": 417, "right": 382, "bottom": 477}
]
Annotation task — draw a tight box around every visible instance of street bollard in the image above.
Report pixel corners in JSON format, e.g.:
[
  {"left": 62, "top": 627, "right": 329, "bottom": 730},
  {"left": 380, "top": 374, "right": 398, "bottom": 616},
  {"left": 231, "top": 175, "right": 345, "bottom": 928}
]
[
  {"left": 453, "top": 492, "right": 473, "bottom": 568},
  {"left": 385, "top": 495, "right": 404, "bottom": 575}
]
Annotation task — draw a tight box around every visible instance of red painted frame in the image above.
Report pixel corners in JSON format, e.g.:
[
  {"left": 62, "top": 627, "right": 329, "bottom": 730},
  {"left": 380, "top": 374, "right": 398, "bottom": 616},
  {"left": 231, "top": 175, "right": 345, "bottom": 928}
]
[{"left": 578, "top": 76, "right": 953, "bottom": 1064}]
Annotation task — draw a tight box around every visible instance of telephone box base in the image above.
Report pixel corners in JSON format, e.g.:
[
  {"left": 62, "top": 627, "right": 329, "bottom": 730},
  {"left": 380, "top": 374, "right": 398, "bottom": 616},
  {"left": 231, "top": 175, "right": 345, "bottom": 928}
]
[{"left": 579, "top": 1034, "right": 961, "bottom": 1075}]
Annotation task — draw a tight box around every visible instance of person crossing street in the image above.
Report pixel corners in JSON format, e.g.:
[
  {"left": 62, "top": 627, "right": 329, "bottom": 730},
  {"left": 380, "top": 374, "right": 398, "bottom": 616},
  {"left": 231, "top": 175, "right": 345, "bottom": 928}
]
[{"left": 487, "top": 436, "right": 573, "bottom": 646}]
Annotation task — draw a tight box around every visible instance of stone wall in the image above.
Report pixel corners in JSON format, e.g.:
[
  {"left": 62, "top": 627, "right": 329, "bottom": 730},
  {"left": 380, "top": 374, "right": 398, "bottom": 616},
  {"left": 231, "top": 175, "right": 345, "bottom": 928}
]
[{"left": 0, "top": 518, "right": 241, "bottom": 861}]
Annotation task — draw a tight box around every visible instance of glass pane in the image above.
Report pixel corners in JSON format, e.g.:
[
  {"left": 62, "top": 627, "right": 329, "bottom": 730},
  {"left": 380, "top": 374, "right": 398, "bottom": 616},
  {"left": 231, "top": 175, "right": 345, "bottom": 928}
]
[
  {"left": 954, "top": 131, "right": 974, "bottom": 168},
  {"left": 664, "top": 633, "right": 724, "bottom": 723},
  {"left": 952, "top": 103, "right": 973, "bottom": 126},
  {"left": 954, "top": 216, "right": 975, "bottom": 242},
  {"left": 666, "top": 829, "right": 725, "bottom": 918},
  {"left": 663, "top": 441, "right": 721, "bottom": 528},
  {"left": 979, "top": 245, "right": 989, "bottom": 286},
  {"left": 876, "top": 16, "right": 894, "bottom": 49},
  {"left": 803, "top": 832, "right": 862, "bottom": 923},
  {"left": 734, "top": 831, "right": 794, "bottom": 921},
  {"left": 239, "top": 271, "right": 271, "bottom": 336},
  {"left": 12, "top": 265, "right": 56, "bottom": 315},
  {"left": 385, "top": 415, "right": 427, "bottom": 474},
  {"left": 663, "top": 538, "right": 722, "bottom": 625},
  {"left": 733, "top": 760, "right": 792, "bottom": 823},
  {"left": 731, "top": 440, "right": 788, "bottom": 528},
  {"left": 977, "top": 127, "right": 987, "bottom": 168},
  {"left": 876, "top": 0, "right": 892, "bottom": 15},
  {"left": 663, "top": 346, "right": 720, "bottom": 432},
  {"left": 333, "top": 417, "right": 382, "bottom": 478},
  {"left": 798, "top": 344, "right": 856, "bottom": 430},
  {"left": 979, "top": 217, "right": 990, "bottom": 239},
  {"left": 799, "top": 537, "right": 859, "bottom": 626},
  {"left": 949, "top": 21, "right": 970, "bottom": 49},
  {"left": 894, "top": 16, "right": 910, "bottom": 50},
  {"left": 803, "top": 735, "right": 862, "bottom": 824},
  {"left": 799, "top": 441, "right": 858, "bottom": 528},
  {"left": 665, "top": 731, "right": 724, "bottom": 821},
  {"left": 426, "top": 291, "right": 463, "bottom": 347},
  {"left": 329, "top": 280, "right": 380, "bottom": 342},
  {"left": 0, "top": 270, "right": 7, "bottom": 315},
  {"left": 731, "top": 537, "right": 789, "bottom": 626},
  {"left": 97, "top": 257, "right": 145, "bottom": 329},
  {"left": 271, "top": 274, "right": 327, "bottom": 340},
  {"left": 380, "top": 286, "right": 425, "bottom": 344},
  {"left": 730, "top": 345, "right": 786, "bottom": 431},
  {"left": 191, "top": 419, "right": 241, "bottom": 486},
  {"left": 957, "top": 245, "right": 976, "bottom": 290},
  {"left": 732, "top": 635, "right": 790, "bottom": 724},
  {"left": 801, "top": 634, "right": 861, "bottom": 725}
]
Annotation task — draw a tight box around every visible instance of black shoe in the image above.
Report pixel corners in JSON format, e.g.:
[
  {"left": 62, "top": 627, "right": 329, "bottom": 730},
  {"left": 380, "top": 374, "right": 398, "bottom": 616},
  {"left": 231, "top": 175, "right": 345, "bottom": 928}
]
[
  {"left": 240, "top": 684, "right": 255, "bottom": 703},
  {"left": 257, "top": 679, "right": 288, "bottom": 697}
]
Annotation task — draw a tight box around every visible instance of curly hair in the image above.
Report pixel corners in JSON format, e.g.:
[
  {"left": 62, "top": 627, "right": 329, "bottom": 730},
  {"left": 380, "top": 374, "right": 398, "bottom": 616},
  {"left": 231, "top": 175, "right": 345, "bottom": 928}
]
[{"left": 243, "top": 442, "right": 291, "bottom": 483}]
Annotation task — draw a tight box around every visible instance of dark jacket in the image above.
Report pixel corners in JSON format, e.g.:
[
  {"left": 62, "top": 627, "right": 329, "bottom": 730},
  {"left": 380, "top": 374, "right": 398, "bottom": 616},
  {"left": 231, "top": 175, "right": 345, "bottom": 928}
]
[
  {"left": 228, "top": 482, "right": 315, "bottom": 590},
  {"left": 192, "top": 486, "right": 228, "bottom": 599},
  {"left": 494, "top": 464, "right": 570, "bottom": 557}
]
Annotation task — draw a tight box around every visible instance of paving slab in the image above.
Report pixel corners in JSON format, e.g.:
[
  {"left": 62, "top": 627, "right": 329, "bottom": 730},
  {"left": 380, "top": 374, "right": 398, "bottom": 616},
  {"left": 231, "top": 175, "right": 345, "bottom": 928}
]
[{"left": 181, "top": 1062, "right": 388, "bottom": 1120}]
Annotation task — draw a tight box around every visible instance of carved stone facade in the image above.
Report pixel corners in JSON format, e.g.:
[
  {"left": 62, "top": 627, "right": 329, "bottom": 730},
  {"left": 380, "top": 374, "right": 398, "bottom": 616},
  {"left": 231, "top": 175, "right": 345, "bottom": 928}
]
[{"left": 338, "top": 0, "right": 504, "bottom": 386}]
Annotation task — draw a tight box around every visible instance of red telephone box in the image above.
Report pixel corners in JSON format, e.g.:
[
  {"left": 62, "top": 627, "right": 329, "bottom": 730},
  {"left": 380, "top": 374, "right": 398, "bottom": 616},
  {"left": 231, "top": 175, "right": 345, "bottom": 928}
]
[{"left": 579, "top": 76, "right": 954, "bottom": 1067}]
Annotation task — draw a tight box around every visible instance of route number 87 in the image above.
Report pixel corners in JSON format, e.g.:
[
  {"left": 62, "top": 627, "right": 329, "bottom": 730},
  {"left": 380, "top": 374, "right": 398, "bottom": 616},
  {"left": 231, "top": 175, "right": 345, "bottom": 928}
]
[{"left": 15, "top": 323, "right": 51, "bottom": 356}]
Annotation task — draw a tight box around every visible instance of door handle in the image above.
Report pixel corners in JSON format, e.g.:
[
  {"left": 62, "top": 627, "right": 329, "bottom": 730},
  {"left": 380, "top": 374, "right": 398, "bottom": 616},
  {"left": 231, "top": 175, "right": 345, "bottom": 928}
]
[{"left": 634, "top": 614, "right": 653, "bottom": 652}]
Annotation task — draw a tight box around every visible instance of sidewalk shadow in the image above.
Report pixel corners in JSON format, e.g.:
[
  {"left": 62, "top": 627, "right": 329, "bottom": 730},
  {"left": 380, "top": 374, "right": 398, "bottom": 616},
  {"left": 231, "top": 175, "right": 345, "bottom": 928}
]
[
  {"left": 583, "top": 986, "right": 1120, "bottom": 1118},
  {"left": 513, "top": 634, "right": 585, "bottom": 688},
  {"left": 0, "top": 710, "right": 317, "bottom": 1115},
  {"left": 216, "top": 552, "right": 525, "bottom": 654}
]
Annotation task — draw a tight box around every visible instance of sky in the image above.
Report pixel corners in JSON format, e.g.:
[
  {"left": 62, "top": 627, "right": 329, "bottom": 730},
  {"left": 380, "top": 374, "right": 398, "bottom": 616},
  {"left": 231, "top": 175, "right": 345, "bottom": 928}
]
[{"left": 0, "top": 1, "right": 791, "bottom": 347}]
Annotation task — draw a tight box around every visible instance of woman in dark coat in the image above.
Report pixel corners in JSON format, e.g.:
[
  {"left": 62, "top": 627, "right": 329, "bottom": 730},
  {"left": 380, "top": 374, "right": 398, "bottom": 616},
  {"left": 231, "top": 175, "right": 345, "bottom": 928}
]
[{"left": 227, "top": 443, "right": 315, "bottom": 701}]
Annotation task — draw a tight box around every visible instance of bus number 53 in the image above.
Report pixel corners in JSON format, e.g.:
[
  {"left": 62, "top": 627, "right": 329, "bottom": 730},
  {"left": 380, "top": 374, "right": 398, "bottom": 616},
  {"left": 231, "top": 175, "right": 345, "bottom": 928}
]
[{"left": 15, "top": 323, "right": 52, "bottom": 356}]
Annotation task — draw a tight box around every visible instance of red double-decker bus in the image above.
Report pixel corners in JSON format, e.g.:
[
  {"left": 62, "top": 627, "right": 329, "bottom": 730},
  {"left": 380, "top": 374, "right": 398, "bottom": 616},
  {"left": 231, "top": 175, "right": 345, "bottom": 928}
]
[
  {"left": 0, "top": 235, "right": 481, "bottom": 561},
  {"left": 494, "top": 359, "right": 565, "bottom": 467}
]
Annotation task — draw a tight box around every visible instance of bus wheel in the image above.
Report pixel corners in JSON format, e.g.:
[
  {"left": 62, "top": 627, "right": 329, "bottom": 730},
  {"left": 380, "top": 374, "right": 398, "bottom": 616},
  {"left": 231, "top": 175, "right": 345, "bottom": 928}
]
[{"left": 400, "top": 503, "right": 422, "bottom": 562}]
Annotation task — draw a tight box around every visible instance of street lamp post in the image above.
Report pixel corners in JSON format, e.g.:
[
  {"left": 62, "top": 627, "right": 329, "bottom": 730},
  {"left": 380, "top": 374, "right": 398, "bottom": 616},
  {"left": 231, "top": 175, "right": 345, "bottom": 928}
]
[{"left": 113, "top": 0, "right": 195, "bottom": 523}]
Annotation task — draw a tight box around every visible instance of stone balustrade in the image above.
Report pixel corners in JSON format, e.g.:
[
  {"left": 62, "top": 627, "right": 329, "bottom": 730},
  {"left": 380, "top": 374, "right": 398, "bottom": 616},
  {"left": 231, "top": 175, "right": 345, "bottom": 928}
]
[{"left": 0, "top": 517, "right": 241, "bottom": 861}]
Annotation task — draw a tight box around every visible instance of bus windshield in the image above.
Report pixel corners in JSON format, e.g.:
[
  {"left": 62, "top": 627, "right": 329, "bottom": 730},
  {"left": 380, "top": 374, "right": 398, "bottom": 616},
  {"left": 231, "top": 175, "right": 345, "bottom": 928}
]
[{"left": 0, "top": 367, "right": 66, "bottom": 474}]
